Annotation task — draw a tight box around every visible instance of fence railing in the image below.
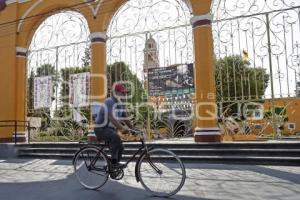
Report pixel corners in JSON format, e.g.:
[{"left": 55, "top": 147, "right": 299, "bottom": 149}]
[{"left": 0, "top": 120, "right": 31, "bottom": 144}]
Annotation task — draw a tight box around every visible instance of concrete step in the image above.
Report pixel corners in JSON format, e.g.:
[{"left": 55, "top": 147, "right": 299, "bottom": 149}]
[
  {"left": 17, "top": 152, "right": 300, "bottom": 166},
  {"left": 16, "top": 141, "right": 300, "bottom": 149},
  {"left": 17, "top": 147, "right": 300, "bottom": 157},
  {"left": 15, "top": 141, "right": 300, "bottom": 166}
]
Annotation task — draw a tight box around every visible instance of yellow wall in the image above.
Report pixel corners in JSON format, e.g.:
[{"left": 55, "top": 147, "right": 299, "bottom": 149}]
[
  {"left": 0, "top": 3, "right": 18, "bottom": 140},
  {"left": 220, "top": 98, "right": 300, "bottom": 137},
  {"left": 260, "top": 98, "right": 300, "bottom": 135}
]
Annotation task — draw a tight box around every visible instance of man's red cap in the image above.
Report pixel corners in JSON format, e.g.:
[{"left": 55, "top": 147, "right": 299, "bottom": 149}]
[{"left": 112, "top": 82, "right": 127, "bottom": 93}]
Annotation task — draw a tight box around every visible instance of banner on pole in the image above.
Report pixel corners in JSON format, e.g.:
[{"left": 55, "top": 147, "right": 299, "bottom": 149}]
[
  {"left": 69, "top": 72, "right": 90, "bottom": 107},
  {"left": 34, "top": 76, "right": 53, "bottom": 109}
]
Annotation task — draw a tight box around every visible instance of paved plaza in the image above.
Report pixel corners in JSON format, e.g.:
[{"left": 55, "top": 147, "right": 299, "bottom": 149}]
[{"left": 0, "top": 159, "right": 299, "bottom": 200}]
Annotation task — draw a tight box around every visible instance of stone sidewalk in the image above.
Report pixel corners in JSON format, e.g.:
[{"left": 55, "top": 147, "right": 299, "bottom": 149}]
[{"left": 0, "top": 159, "right": 299, "bottom": 200}]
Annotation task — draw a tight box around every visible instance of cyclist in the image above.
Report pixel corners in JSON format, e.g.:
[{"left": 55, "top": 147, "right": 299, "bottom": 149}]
[{"left": 94, "top": 82, "right": 134, "bottom": 169}]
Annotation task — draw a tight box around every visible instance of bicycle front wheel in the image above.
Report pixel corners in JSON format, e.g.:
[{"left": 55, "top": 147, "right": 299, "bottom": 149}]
[
  {"left": 137, "top": 148, "right": 186, "bottom": 197},
  {"left": 73, "top": 146, "right": 109, "bottom": 190}
]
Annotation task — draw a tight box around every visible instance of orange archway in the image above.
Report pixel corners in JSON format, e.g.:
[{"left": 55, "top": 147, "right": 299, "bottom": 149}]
[{"left": 0, "top": 0, "right": 219, "bottom": 143}]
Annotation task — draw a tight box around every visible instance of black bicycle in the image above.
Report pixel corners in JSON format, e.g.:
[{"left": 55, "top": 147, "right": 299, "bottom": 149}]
[{"left": 73, "top": 129, "right": 186, "bottom": 197}]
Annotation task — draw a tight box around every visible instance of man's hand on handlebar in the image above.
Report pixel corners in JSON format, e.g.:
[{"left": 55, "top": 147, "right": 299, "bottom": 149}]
[
  {"left": 121, "top": 127, "right": 130, "bottom": 135},
  {"left": 121, "top": 127, "right": 143, "bottom": 136},
  {"left": 130, "top": 128, "right": 143, "bottom": 136}
]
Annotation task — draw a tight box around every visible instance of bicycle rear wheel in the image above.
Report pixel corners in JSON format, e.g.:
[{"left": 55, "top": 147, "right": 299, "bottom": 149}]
[
  {"left": 73, "top": 146, "right": 109, "bottom": 190},
  {"left": 137, "top": 148, "right": 186, "bottom": 197}
]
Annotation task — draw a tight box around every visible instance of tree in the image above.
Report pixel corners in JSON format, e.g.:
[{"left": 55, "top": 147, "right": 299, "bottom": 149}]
[
  {"left": 81, "top": 47, "right": 91, "bottom": 67},
  {"left": 36, "top": 64, "right": 57, "bottom": 77},
  {"left": 215, "top": 55, "right": 270, "bottom": 119},
  {"left": 107, "top": 61, "right": 147, "bottom": 104},
  {"left": 215, "top": 55, "right": 269, "bottom": 101},
  {"left": 107, "top": 62, "right": 148, "bottom": 123}
]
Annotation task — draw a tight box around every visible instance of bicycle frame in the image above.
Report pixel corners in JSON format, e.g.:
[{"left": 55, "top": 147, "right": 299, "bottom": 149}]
[
  {"left": 73, "top": 131, "right": 186, "bottom": 197},
  {"left": 73, "top": 134, "right": 162, "bottom": 182}
]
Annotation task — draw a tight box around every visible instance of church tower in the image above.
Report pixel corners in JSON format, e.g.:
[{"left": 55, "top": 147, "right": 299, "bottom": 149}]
[
  {"left": 143, "top": 34, "right": 159, "bottom": 71},
  {"left": 143, "top": 34, "right": 159, "bottom": 91}
]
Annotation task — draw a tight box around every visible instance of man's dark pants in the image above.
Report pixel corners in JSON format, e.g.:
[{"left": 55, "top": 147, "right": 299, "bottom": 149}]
[{"left": 94, "top": 127, "right": 124, "bottom": 162}]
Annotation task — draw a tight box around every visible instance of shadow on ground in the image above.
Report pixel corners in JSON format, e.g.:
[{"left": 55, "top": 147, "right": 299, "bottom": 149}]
[
  {"left": 0, "top": 172, "right": 209, "bottom": 200},
  {"left": 185, "top": 163, "right": 300, "bottom": 184}
]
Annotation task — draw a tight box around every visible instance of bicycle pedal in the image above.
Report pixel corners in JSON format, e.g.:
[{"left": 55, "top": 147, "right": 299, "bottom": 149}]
[{"left": 110, "top": 169, "right": 124, "bottom": 180}]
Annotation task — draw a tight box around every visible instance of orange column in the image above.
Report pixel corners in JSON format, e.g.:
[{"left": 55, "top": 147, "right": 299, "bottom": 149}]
[
  {"left": 191, "top": 14, "right": 221, "bottom": 142},
  {"left": 15, "top": 47, "right": 27, "bottom": 130},
  {"left": 90, "top": 32, "right": 107, "bottom": 103},
  {"left": 88, "top": 32, "right": 108, "bottom": 142}
]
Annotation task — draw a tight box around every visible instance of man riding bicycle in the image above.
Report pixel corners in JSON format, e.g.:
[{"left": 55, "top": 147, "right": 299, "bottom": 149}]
[
  {"left": 76, "top": 83, "right": 186, "bottom": 195},
  {"left": 94, "top": 82, "right": 134, "bottom": 169}
]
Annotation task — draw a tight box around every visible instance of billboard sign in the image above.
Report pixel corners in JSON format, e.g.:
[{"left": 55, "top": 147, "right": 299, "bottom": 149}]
[{"left": 148, "top": 64, "right": 194, "bottom": 96}]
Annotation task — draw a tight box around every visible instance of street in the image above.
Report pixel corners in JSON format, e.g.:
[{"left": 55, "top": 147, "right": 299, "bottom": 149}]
[{"left": 0, "top": 159, "right": 299, "bottom": 200}]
